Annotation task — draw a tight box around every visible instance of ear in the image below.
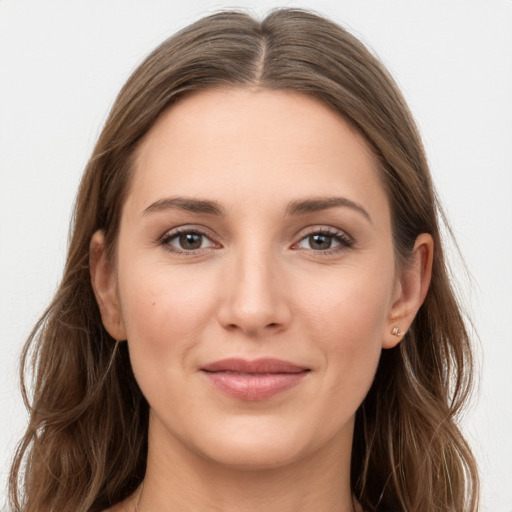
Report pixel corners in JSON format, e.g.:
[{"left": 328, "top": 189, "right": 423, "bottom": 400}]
[
  {"left": 383, "top": 233, "right": 434, "bottom": 349},
  {"left": 89, "top": 230, "right": 127, "bottom": 341}
]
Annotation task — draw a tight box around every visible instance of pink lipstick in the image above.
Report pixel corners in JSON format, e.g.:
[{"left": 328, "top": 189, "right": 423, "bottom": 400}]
[{"left": 201, "top": 358, "right": 309, "bottom": 401}]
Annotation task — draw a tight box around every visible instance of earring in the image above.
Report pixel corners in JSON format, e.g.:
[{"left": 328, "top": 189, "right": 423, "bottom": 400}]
[{"left": 391, "top": 326, "right": 404, "bottom": 337}]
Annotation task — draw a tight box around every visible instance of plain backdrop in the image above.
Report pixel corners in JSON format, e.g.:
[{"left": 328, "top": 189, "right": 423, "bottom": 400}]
[{"left": 1, "top": 0, "right": 511, "bottom": 510}]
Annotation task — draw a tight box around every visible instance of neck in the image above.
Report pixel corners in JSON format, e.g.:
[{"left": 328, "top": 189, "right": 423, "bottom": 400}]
[{"left": 134, "top": 416, "right": 357, "bottom": 512}]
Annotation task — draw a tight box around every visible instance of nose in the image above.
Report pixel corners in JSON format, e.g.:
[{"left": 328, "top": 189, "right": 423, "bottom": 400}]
[{"left": 217, "top": 246, "right": 292, "bottom": 337}]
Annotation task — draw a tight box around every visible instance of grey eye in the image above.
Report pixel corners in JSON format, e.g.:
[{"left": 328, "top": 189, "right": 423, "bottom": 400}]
[
  {"left": 178, "top": 232, "right": 203, "bottom": 250},
  {"left": 166, "top": 231, "right": 215, "bottom": 251},
  {"left": 308, "top": 234, "right": 334, "bottom": 250},
  {"left": 297, "top": 233, "right": 342, "bottom": 251}
]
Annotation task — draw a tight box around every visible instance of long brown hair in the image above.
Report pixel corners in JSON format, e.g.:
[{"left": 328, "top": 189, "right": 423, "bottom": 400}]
[{"left": 9, "top": 9, "right": 479, "bottom": 512}]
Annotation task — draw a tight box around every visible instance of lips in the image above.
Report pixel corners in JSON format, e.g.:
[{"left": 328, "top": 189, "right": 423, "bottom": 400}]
[{"left": 201, "top": 358, "right": 310, "bottom": 401}]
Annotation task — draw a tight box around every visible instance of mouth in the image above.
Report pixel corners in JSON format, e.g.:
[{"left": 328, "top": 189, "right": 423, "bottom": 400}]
[{"left": 200, "top": 358, "right": 310, "bottom": 401}]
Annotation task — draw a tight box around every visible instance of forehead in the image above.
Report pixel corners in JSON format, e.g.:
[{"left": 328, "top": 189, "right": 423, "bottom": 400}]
[{"left": 127, "top": 87, "right": 389, "bottom": 222}]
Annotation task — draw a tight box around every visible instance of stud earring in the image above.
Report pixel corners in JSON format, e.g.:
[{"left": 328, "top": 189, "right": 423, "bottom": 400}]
[{"left": 391, "top": 326, "right": 404, "bottom": 337}]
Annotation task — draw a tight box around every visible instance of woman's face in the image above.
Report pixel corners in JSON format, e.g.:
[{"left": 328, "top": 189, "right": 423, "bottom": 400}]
[{"left": 98, "top": 88, "right": 406, "bottom": 469}]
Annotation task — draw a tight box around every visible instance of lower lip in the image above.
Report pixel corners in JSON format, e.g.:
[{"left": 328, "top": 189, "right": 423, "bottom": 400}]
[{"left": 202, "top": 371, "right": 308, "bottom": 401}]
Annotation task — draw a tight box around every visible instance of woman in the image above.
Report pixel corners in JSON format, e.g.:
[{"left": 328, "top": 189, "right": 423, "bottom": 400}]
[{"left": 8, "top": 9, "right": 479, "bottom": 512}]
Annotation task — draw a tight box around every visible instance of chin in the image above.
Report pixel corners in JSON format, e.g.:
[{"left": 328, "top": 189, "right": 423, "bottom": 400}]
[
  {"left": 186, "top": 414, "right": 348, "bottom": 472},
  {"left": 197, "top": 435, "right": 308, "bottom": 471}
]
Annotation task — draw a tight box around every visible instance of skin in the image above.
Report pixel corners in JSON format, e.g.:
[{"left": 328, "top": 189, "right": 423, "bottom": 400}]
[{"left": 91, "top": 88, "right": 433, "bottom": 512}]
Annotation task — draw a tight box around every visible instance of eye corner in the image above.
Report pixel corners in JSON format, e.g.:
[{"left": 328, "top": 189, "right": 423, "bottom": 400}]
[
  {"left": 291, "top": 226, "right": 354, "bottom": 255},
  {"left": 158, "top": 226, "right": 222, "bottom": 255}
]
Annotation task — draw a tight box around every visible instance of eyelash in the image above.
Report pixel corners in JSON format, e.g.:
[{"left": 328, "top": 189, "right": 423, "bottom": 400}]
[
  {"left": 158, "top": 226, "right": 354, "bottom": 255},
  {"left": 293, "top": 227, "right": 354, "bottom": 254},
  {"left": 159, "top": 227, "right": 219, "bottom": 255}
]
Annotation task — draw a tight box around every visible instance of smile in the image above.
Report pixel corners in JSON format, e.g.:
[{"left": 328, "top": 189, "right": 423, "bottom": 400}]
[{"left": 201, "top": 358, "right": 310, "bottom": 401}]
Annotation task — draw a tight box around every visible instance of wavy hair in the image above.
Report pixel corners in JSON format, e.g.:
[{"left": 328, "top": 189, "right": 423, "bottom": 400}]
[{"left": 9, "top": 9, "right": 478, "bottom": 512}]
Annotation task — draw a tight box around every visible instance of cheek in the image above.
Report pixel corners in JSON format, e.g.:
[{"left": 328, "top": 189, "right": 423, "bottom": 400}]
[
  {"left": 297, "top": 264, "right": 393, "bottom": 392},
  {"left": 117, "top": 264, "right": 218, "bottom": 378},
  {"left": 300, "top": 264, "right": 392, "bottom": 344}
]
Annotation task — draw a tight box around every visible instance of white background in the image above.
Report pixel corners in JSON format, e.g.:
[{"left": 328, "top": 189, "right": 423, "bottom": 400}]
[{"left": 1, "top": 1, "right": 511, "bottom": 510}]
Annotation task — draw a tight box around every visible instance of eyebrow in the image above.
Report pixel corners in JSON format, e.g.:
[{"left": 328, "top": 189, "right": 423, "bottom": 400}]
[
  {"left": 142, "top": 195, "right": 371, "bottom": 223},
  {"left": 142, "top": 197, "right": 225, "bottom": 216},
  {"left": 286, "top": 197, "right": 372, "bottom": 223}
]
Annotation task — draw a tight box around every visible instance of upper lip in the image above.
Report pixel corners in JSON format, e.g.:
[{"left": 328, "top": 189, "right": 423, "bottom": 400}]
[{"left": 201, "top": 358, "right": 309, "bottom": 374}]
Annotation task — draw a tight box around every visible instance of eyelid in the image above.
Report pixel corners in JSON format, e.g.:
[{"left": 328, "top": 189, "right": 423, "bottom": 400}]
[
  {"left": 291, "top": 225, "right": 354, "bottom": 253},
  {"left": 156, "top": 224, "right": 353, "bottom": 256},
  {"left": 158, "top": 225, "right": 222, "bottom": 254}
]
